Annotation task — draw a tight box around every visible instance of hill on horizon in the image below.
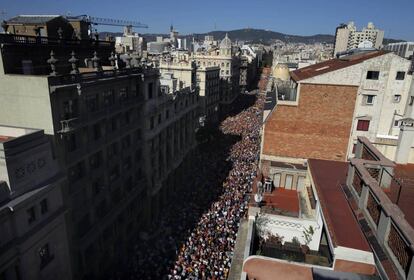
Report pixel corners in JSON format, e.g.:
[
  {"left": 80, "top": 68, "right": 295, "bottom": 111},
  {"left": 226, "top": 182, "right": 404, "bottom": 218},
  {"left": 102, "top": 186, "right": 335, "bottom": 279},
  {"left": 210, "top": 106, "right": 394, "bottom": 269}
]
[{"left": 101, "top": 28, "right": 404, "bottom": 45}]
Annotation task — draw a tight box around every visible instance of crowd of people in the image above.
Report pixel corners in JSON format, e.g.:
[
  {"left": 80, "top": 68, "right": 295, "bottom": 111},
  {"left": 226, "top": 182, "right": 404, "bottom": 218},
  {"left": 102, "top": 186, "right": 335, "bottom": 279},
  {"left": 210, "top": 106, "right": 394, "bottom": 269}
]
[{"left": 124, "top": 93, "right": 264, "bottom": 280}]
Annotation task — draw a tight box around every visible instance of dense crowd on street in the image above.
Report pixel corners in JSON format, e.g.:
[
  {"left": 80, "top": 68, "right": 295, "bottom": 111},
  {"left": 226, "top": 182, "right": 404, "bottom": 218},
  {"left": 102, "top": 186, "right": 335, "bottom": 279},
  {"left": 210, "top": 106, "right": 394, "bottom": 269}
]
[{"left": 123, "top": 93, "right": 264, "bottom": 280}]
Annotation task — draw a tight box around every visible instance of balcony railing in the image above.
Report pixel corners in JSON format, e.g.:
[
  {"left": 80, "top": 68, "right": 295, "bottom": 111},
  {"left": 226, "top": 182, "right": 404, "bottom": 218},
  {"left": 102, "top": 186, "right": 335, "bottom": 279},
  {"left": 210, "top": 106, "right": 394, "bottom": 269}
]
[
  {"left": 48, "top": 67, "right": 158, "bottom": 87},
  {"left": 0, "top": 33, "right": 113, "bottom": 48},
  {"left": 57, "top": 117, "right": 78, "bottom": 133},
  {"left": 347, "top": 137, "right": 414, "bottom": 279}
]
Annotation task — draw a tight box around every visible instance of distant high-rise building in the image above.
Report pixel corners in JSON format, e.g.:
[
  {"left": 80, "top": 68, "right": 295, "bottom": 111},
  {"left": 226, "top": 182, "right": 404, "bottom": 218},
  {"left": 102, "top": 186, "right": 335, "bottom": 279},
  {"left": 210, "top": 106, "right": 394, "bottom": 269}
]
[
  {"left": 384, "top": 41, "right": 414, "bottom": 59},
  {"left": 333, "top": 22, "right": 384, "bottom": 56}
]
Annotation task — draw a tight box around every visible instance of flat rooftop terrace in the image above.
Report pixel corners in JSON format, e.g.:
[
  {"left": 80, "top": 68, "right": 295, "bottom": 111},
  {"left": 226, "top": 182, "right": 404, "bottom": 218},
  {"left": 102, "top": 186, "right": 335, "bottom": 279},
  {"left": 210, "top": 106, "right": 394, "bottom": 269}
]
[
  {"left": 249, "top": 178, "right": 300, "bottom": 217},
  {"left": 309, "top": 159, "right": 371, "bottom": 252}
]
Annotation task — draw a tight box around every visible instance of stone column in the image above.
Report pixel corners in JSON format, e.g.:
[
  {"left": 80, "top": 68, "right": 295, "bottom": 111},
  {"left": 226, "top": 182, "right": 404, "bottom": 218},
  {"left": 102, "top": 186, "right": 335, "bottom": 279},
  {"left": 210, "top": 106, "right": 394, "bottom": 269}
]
[
  {"left": 376, "top": 211, "right": 390, "bottom": 244},
  {"left": 395, "top": 119, "right": 414, "bottom": 164},
  {"left": 358, "top": 184, "right": 369, "bottom": 210}
]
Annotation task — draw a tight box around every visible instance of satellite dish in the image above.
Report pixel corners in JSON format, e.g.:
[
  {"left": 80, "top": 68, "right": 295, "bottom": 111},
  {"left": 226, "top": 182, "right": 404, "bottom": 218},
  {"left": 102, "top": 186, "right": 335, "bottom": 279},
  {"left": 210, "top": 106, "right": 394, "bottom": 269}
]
[
  {"left": 254, "top": 193, "right": 263, "bottom": 204},
  {"left": 358, "top": 40, "right": 373, "bottom": 49}
]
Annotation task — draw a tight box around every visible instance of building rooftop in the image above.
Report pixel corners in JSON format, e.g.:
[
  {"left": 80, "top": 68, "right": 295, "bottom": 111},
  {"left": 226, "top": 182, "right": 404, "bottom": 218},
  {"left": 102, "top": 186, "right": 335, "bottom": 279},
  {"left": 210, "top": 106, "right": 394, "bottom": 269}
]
[
  {"left": 0, "top": 126, "right": 39, "bottom": 144},
  {"left": 250, "top": 185, "right": 300, "bottom": 217},
  {"left": 309, "top": 159, "right": 371, "bottom": 252},
  {"left": 6, "top": 15, "right": 62, "bottom": 24},
  {"left": 0, "top": 136, "right": 15, "bottom": 143},
  {"left": 243, "top": 257, "right": 379, "bottom": 280},
  {"left": 290, "top": 50, "right": 387, "bottom": 82}
]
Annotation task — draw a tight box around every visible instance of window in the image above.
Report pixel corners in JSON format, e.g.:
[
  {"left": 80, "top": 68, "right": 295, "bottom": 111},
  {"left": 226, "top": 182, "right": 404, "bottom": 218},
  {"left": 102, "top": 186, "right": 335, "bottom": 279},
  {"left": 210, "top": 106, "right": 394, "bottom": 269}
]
[
  {"left": 40, "top": 199, "right": 48, "bottom": 215},
  {"left": 86, "top": 94, "right": 99, "bottom": 112},
  {"left": 39, "top": 244, "right": 53, "bottom": 269},
  {"left": 107, "top": 142, "right": 118, "bottom": 159},
  {"left": 122, "top": 135, "right": 131, "bottom": 149},
  {"left": 396, "top": 71, "right": 405, "bottom": 80},
  {"left": 285, "top": 175, "right": 293, "bottom": 190},
  {"left": 365, "top": 95, "right": 375, "bottom": 105},
  {"left": 150, "top": 116, "right": 155, "bottom": 129},
  {"left": 352, "top": 143, "right": 357, "bottom": 154},
  {"left": 93, "top": 123, "right": 101, "bottom": 140},
  {"left": 158, "top": 114, "right": 162, "bottom": 124},
  {"left": 27, "top": 207, "right": 36, "bottom": 224},
  {"left": 123, "top": 111, "right": 131, "bottom": 125},
  {"left": 66, "top": 133, "right": 77, "bottom": 152},
  {"left": 62, "top": 99, "right": 78, "bottom": 118},
  {"left": 357, "top": 120, "right": 370, "bottom": 131},
  {"left": 366, "top": 71, "right": 379, "bottom": 80},
  {"left": 297, "top": 176, "right": 305, "bottom": 190},
  {"left": 104, "top": 90, "right": 115, "bottom": 106},
  {"left": 394, "top": 120, "right": 400, "bottom": 127},
  {"left": 92, "top": 179, "right": 102, "bottom": 195},
  {"left": 110, "top": 117, "right": 117, "bottom": 132},
  {"left": 119, "top": 87, "right": 128, "bottom": 101},
  {"left": 409, "top": 96, "right": 414, "bottom": 106},
  {"left": 148, "top": 83, "right": 153, "bottom": 99},
  {"left": 68, "top": 161, "right": 85, "bottom": 184},
  {"left": 166, "top": 109, "right": 170, "bottom": 119},
  {"left": 89, "top": 151, "right": 101, "bottom": 169},
  {"left": 394, "top": 95, "right": 401, "bottom": 103},
  {"left": 273, "top": 174, "right": 281, "bottom": 188},
  {"left": 109, "top": 165, "right": 120, "bottom": 182}
]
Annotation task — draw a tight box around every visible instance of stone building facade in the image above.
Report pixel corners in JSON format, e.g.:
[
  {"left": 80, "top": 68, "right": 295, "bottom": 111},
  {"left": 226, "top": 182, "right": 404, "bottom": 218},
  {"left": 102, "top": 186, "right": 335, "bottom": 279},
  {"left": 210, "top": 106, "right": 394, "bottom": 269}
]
[
  {"left": 192, "top": 34, "right": 241, "bottom": 105},
  {"left": 159, "top": 53, "right": 220, "bottom": 124},
  {"left": 0, "top": 33, "right": 200, "bottom": 279},
  {"left": 0, "top": 126, "right": 71, "bottom": 280},
  {"left": 333, "top": 22, "right": 384, "bottom": 56}
]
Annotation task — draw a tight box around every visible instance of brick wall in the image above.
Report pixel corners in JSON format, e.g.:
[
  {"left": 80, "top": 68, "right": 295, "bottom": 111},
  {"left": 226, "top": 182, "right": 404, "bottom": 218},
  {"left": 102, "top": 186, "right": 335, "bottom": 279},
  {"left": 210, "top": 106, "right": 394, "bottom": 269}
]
[{"left": 263, "top": 83, "right": 358, "bottom": 161}]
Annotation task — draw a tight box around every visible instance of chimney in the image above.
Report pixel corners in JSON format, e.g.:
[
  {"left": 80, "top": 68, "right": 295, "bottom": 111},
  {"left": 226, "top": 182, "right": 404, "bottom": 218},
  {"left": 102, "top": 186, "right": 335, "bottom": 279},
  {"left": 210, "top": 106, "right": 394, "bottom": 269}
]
[{"left": 395, "top": 119, "right": 414, "bottom": 164}]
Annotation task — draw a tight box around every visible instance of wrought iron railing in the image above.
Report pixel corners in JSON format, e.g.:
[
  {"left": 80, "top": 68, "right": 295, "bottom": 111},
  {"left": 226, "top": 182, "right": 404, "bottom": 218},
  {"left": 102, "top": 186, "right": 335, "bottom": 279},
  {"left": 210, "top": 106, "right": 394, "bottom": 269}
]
[{"left": 0, "top": 33, "right": 113, "bottom": 47}]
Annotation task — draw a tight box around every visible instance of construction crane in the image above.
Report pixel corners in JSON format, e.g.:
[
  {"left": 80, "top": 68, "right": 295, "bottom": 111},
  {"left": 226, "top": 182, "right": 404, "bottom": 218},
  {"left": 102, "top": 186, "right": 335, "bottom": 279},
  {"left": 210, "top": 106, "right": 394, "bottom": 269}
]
[
  {"left": 0, "top": 10, "right": 7, "bottom": 21},
  {"left": 70, "top": 15, "right": 148, "bottom": 29}
]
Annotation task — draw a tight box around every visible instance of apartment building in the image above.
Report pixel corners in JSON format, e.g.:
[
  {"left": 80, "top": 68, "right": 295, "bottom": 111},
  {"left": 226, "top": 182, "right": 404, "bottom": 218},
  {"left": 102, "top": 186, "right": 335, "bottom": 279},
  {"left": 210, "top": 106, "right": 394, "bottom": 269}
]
[
  {"left": 0, "top": 32, "right": 200, "bottom": 279},
  {"left": 260, "top": 50, "right": 412, "bottom": 194},
  {"left": 384, "top": 42, "right": 414, "bottom": 59},
  {"left": 115, "top": 26, "right": 146, "bottom": 56},
  {"left": 240, "top": 45, "right": 259, "bottom": 93},
  {"left": 3, "top": 15, "right": 90, "bottom": 40},
  {"left": 196, "top": 66, "right": 220, "bottom": 123},
  {"left": 234, "top": 137, "right": 414, "bottom": 280},
  {"left": 159, "top": 53, "right": 220, "bottom": 124},
  {"left": 334, "top": 22, "right": 384, "bottom": 56},
  {"left": 0, "top": 126, "right": 71, "bottom": 280},
  {"left": 142, "top": 71, "right": 200, "bottom": 223},
  {"left": 192, "top": 34, "right": 241, "bottom": 105}
]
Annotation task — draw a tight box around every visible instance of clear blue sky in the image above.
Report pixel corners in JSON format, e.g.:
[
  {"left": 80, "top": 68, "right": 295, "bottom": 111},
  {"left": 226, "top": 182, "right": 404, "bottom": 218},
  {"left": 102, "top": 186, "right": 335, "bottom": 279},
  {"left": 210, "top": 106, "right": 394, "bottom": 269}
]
[{"left": 0, "top": 0, "right": 413, "bottom": 40}]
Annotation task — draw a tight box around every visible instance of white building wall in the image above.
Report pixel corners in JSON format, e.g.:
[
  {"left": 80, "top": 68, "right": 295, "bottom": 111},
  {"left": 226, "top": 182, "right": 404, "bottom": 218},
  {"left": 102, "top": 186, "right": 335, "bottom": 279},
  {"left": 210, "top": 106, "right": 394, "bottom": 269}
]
[
  {"left": 299, "top": 52, "right": 412, "bottom": 158},
  {"left": 257, "top": 213, "right": 323, "bottom": 251}
]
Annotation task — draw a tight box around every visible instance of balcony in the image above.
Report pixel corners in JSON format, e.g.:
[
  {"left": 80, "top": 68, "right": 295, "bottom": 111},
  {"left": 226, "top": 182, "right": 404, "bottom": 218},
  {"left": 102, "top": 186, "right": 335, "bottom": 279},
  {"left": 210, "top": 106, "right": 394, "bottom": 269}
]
[
  {"left": 57, "top": 117, "right": 78, "bottom": 134},
  {"left": 347, "top": 137, "right": 414, "bottom": 280},
  {"left": 0, "top": 33, "right": 113, "bottom": 48}
]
